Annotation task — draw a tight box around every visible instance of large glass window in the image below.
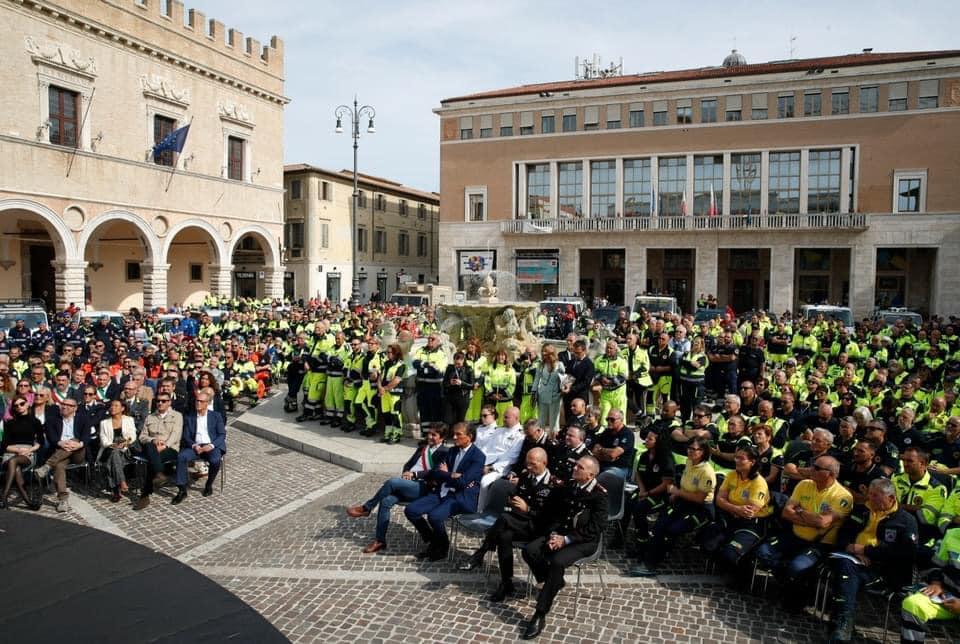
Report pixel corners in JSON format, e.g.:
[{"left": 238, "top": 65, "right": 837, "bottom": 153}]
[
  {"left": 658, "top": 157, "right": 686, "bottom": 216},
  {"left": 700, "top": 99, "right": 717, "bottom": 123},
  {"left": 629, "top": 109, "right": 644, "bottom": 127},
  {"left": 590, "top": 160, "right": 616, "bottom": 218},
  {"left": 807, "top": 149, "right": 842, "bottom": 213},
  {"left": 623, "top": 158, "right": 652, "bottom": 217},
  {"left": 526, "top": 164, "right": 551, "bottom": 219},
  {"left": 897, "top": 178, "right": 921, "bottom": 213},
  {"left": 778, "top": 95, "right": 795, "bottom": 118},
  {"left": 803, "top": 92, "right": 821, "bottom": 116},
  {"left": 831, "top": 90, "right": 849, "bottom": 115},
  {"left": 768, "top": 151, "right": 801, "bottom": 214},
  {"left": 693, "top": 155, "right": 723, "bottom": 216},
  {"left": 730, "top": 153, "right": 761, "bottom": 215},
  {"left": 557, "top": 162, "right": 583, "bottom": 218},
  {"left": 48, "top": 86, "right": 79, "bottom": 148},
  {"left": 541, "top": 115, "right": 555, "bottom": 133},
  {"left": 860, "top": 86, "right": 879, "bottom": 113}
]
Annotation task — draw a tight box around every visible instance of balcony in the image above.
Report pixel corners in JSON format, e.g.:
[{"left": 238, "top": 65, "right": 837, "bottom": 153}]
[{"left": 499, "top": 213, "right": 868, "bottom": 234}]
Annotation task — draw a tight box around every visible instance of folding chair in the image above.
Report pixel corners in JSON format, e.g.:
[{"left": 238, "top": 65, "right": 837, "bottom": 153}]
[{"left": 570, "top": 539, "right": 606, "bottom": 619}]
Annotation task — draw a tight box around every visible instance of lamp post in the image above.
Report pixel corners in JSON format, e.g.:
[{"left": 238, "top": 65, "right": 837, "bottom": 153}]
[{"left": 334, "top": 97, "right": 376, "bottom": 309}]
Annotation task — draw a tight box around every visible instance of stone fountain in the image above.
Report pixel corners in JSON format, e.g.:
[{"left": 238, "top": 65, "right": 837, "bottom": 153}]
[{"left": 437, "top": 271, "right": 541, "bottom": 361}]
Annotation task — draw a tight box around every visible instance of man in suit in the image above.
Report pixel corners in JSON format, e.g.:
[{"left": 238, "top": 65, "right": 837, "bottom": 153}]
[
  {"left": 92, "top": 368, "right": 121, "bottom": 403},
  {"left": 134, "top": 393, "right": 184, "bottom": 510},
  {"left": 520, "top": 454, "right": 608, "bottom": 640},
  {"left": 120, "top": 380, "right": 150, "bottom": 435},
  {"left": 34, "top": 397, "right": 94, "bottom": 513},
  {"left": 346, "top": 424, "right": 449, "bottom": 553},
  {"left": 562, "top": 340, "right": 595, "bottom": 421},
  {"left": 404, "top": 422, "right": 485, "bottom": 561},
  {"left": 171, "top": 388, "right": 226, "bottom": 505},
  {"left": 458, "top": 447, "right": 556, "bottom": 603}
]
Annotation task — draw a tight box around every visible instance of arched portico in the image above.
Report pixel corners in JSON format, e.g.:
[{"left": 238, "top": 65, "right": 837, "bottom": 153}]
[
  {"left": 161, "top": 219, "right": 229, "bottom": 307},
  {"left": 230, "top": 225, "right": 282, "bottom": 300},
  {"left": 79, "top": 210, "right": 161, "bottom": 311}
]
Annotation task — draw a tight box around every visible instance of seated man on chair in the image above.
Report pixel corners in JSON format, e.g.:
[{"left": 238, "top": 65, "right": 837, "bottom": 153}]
[
  {"left": 404, "top": 422, "right": 484, "bottom": 561},
  {"left": 34, "top": 397, "right": 94, "bottom": 513},
  {"left": 172, "top": 387, "right": 225, "bottom": 505},
  {"left": 346, "top": 423, "right": 449, "bottom": 553},
  {"left": 458, "top": 447, "right": 556, "bottom": 601},
  {"left": 134, "top": 393, "right": 183, "bottom": 510},
  {"left": 474, "top": 405, "right": 523, "bottom": 511},
  {"left": 519, "top": 455, "right": 608, "bottom": 640}
]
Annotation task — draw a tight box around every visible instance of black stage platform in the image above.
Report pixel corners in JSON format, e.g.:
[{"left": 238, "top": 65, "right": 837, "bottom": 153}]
[{"left": 0, "top": 511, "right": 288, "bottom": 643}]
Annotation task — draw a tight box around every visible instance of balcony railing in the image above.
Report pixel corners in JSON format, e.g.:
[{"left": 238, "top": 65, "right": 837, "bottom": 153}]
[{"left": 499, "top": 213, "right": 868, "bottom": 234}]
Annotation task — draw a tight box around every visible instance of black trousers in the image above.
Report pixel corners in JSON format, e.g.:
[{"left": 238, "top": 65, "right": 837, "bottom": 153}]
[
  {"left": 443, "top": 391, "right": 470, "bottom": 427},
  {"left": 139, "top": 442, "right": 179, "bottom": 495},
  {"left": 522, "top": 535, "right": 597, "bottom": 615},
  {"left": 481, "top": 512, "right": 540, "bottom": 583},
  {"left": 416, "top": 383, "right": 443, "bottom": 423}
]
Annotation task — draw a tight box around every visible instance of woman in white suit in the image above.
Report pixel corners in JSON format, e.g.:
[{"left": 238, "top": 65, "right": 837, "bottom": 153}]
[
  {"left": 99, "top": 398, "right": 137, "bottom": 502},
  {"left": 532, "top": 344, "right": 565, "bottom": 435}
]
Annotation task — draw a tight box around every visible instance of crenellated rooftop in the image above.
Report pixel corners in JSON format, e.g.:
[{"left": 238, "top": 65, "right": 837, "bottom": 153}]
[{"left": 11, "top": 0, "right": 287, "bottom": 103}]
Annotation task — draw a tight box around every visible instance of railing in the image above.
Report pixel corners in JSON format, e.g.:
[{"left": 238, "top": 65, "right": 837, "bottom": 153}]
[{"left": 499, "top": 213, "right": 868, "bottom": 234}]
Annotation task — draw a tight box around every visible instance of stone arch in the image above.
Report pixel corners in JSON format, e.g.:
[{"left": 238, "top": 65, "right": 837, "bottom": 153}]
[
  {"left": 0, "top": 198, "right": 78, "bottom": 261},
  {"left": 230, "top": 224, "right": 280, "bottom": 269},
  {"left": 160, "top": 218, "right": 227, "bottom": 267},
  {"left": 77, "top": 209, "right": 162, "bottom": 263}
]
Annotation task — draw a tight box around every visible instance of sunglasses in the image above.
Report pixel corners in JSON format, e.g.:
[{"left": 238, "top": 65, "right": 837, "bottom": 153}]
[
  {"left": 13, "top": 401, "right": 28, "bottom": 408},
  {"left": 606, "top": 417, "right": 620, "bottom": 422}
]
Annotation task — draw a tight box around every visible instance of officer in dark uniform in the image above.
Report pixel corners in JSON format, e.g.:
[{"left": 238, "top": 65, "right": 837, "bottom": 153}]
[
  {"left": 520, "top": 455, "right": 608, "bottom": 640},
  {"left": 552, "top": 425, "right": 590, "bottom": 485},
  {"left": 511, "top": 420, "right": 559, "bottom": 476},
  {"left": 8, "top": 319, "right": 30, "bottom": 351},
  {"left": 863, "top": 421, "right": 901, "bottom": 477},
  {"left": 458, "top": 447, "right": 555, "bottom": 597}
]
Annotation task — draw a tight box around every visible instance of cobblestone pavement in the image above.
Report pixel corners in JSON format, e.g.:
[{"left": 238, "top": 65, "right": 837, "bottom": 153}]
[{"left": 11, "top": 404, "right": 957, "bottom": 644}]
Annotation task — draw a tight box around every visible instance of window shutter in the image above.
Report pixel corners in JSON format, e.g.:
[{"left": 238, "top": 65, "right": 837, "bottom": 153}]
[{"left": 725, "top": 95, "right": 742, "bottom": 110}]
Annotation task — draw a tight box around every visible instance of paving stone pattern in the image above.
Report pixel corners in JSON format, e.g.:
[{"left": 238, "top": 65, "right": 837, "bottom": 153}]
[{"left": 13, "top": 413, "right": 958, "bottom": 644}]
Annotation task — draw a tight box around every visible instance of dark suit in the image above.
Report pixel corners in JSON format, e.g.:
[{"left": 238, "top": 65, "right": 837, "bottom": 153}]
[
  {"left": 175, "top": 412, "right": 227, "bottom": 488},
  {"left": 522, "top": 477, "right": 608, "bottom": 615},
  {"left": 563, "top": 356, "right": 595, "bottom": 418},
  {"left": 122, "top": 397, "right": 150, "bottom": 434},
  {"left": 404, "top": 443, "right": 484, "bottom": 552},
  {"left": 481, "top": 470, "right": 557, "bottom": 585},
  {"left": 41, "top": 411, "right": 95, "bottom": 499}
]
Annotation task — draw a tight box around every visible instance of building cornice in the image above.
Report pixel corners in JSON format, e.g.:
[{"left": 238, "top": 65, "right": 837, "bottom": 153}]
[{"left": 8, "top": 0, "right": 290, "bottom": 106}]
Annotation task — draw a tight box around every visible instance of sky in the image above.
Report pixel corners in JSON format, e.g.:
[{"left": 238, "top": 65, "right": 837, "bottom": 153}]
[{"left": 187, "top": 0, "right": 959, "bottom": 193}]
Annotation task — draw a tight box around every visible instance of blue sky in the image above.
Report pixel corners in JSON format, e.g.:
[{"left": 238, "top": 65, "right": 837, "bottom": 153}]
[{"left": 187, "top": 0, "right": 959, "bottom": 193}]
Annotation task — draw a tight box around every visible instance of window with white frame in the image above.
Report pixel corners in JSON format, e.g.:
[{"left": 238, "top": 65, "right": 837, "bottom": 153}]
[
  {"left": 768, "top": 151, "right": 801, "bottom": 214},
  {"left": 693, "top": 155, "right": 723, "bottom": 215},
  {"left": 658, "top": 156, "right": 686, "bottom": 216},
  {"left": 590, "top": 160, "right": 616, "bottom": 217},
  {"left": 892, "top": 170, "right": 927, "bottom": 213},
  {"left": 465, "top": 186, "right": 486, "bottom": 222},
  {"left": 730, "top": 153, "right": 761, "bottom": 215},
  {"left": 557, "top": 162, "right": 583, "bottom": 217},
  {"left": 623, "top": 158, "right": 652, "bottom": 216},
  {"left": 807, "top": 149, "right": 842, "bottom": 213},
  {"left": 526, "top": 164, "right": 551, "bottom": 218}
]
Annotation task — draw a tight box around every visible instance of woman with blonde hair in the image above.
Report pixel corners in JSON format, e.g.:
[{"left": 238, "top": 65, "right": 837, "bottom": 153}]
[{"left": 532, "top": 344, "right": 565, "bottom": 434}]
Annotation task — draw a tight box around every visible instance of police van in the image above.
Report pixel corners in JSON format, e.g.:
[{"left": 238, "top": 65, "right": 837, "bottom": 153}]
[
  {"left": 633, "top": 295, "right": 680, "bottom": 317},
  {"left": 874, "top": 307, "right": 923, "bottom": 328},
  {"left": 0, "top": 298, "right": 49, "bottom": 333},
  {"left": 799, "top": 304, "right": 855, "bottom": 334}
]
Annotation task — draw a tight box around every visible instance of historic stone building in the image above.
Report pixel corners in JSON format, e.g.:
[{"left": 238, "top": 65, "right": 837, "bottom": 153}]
[
  {"left": 0, "top": 0, "right": 287, "bottom": 310},
  {"left": 435, "top": 49, "right": 960, "bottom": 316},
  {"left": 283, "top": 165, "right": 440, "bottom": 304}
]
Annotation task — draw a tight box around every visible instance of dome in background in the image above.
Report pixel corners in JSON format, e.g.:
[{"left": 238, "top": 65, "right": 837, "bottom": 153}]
[{"left": 722, "top": 49, "right": 747, "bottom": 68}]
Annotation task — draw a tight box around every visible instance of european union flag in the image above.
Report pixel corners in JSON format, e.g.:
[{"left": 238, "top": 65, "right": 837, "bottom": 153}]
[{"left": 153, "top": 123, "right": 191, "bottom": 161}]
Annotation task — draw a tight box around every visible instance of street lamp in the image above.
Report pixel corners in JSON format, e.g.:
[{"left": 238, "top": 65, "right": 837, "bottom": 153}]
[{"left": 334, "top": 97, "right": 376, "bottom": 309}]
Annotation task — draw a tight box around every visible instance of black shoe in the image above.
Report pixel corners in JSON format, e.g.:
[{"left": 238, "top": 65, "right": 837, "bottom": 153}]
[
  {"left": 427, "top": 547, "right": 448, "bottom": 562},
  {"left": 171, "top": 489, "right": 187, "bottom": 505},
  {"left": 202, "top": 485, "right": 213, "bottom": 497},
  {"left": 295, "top": 414, "right": 308, "bottom": 422},
  {"left": 458, "top": 550, "right": 486, "bottom": 571},
  {"left": 359, "top": 428, "right": 375, "bottom": 437},
  {"left": 414, "top": 547, "right": 434, "bottom": 560},
  {"left": 488, "top": 582, "right": 515, "bottom": 603},
  {"left": 522, "top": 613, "right": 545, "bottom": 640},
  {"left": 27, "top": 498, "right": 42, "bottom": 511}
]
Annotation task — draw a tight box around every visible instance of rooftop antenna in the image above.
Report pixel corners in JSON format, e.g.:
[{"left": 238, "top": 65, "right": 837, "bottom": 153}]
[
  {"left": 575, "top": 54, "right": 624, "bottom": 80},
  {"left": 789, "top": 34, "right": 798, "bottom": 59}
]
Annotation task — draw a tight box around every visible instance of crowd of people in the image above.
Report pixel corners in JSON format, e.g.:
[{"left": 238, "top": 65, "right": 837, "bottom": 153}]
[{"left": 2, "top": 294, "right": 960, "bottom": 641}]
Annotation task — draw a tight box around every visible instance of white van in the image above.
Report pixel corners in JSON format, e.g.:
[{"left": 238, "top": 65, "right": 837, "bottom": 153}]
[
  {"left": 800, "top": 304, "right": 855, "bottom": 334},
  {"left": 633, "top": 295, "right": 680, "bottom": 317}
]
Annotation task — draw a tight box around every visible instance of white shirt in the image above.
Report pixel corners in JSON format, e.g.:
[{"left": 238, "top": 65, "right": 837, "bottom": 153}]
[
  {"left": 195, "top": 412, "right": 211, "bottom": 445},
  {"left": 441, "top": 445, "right": 472, "bottom": 498},
  {"left": 61, "top": 415, "right": 75, "bottom": 442},
  {"left": 410, "top": 445, "right": 438, "bottom": 475},
  {"left": 475, "top": 423, "right": 523, "bottom": 473}
]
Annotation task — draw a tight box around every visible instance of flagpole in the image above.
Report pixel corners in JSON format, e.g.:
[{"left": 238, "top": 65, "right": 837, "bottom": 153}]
[
  {"left": 164, "top": 115, "right": 193, "bottom": 193},
  {"left": 65, "top": 87, "right": 96, "bottom": 178}
]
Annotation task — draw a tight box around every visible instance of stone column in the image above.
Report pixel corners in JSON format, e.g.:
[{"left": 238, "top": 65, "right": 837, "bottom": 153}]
[
  {"left": 558, "top": 243, "right": 579, "bottom": 296},
  {"left": 695, "top": 246, "right": 719, "bottom": 305},
  {"left": 263, "top": 267, "right": 284, "bottom": 300},
  {"left": 848, "top": 244, "right": 876, "bottom": 318},
  {"left": 52, "top": 260, "right": 87, "bottom": 311},
  {"left": 769, "top": 244, "right": 795, "bottom": 315},
  {"left": 141, "top": 262, "right": 170, "bottom": 311},
  {"left": 209, "top": 264, "right": 234, "bottom": 298},
  {"left": 625, "top": 245, "right": 646, "bottom": 303}
]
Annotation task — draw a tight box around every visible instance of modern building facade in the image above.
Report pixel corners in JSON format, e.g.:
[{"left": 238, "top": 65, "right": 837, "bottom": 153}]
[
  {"left": 0, "top": 0, "right": 287, "bottom": 311},
  {"left": 283, "top": 165, "right": 439, "bottom": 303},
  {"left": 435, "top": 49, "right": 960, "bottom": 316}
]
